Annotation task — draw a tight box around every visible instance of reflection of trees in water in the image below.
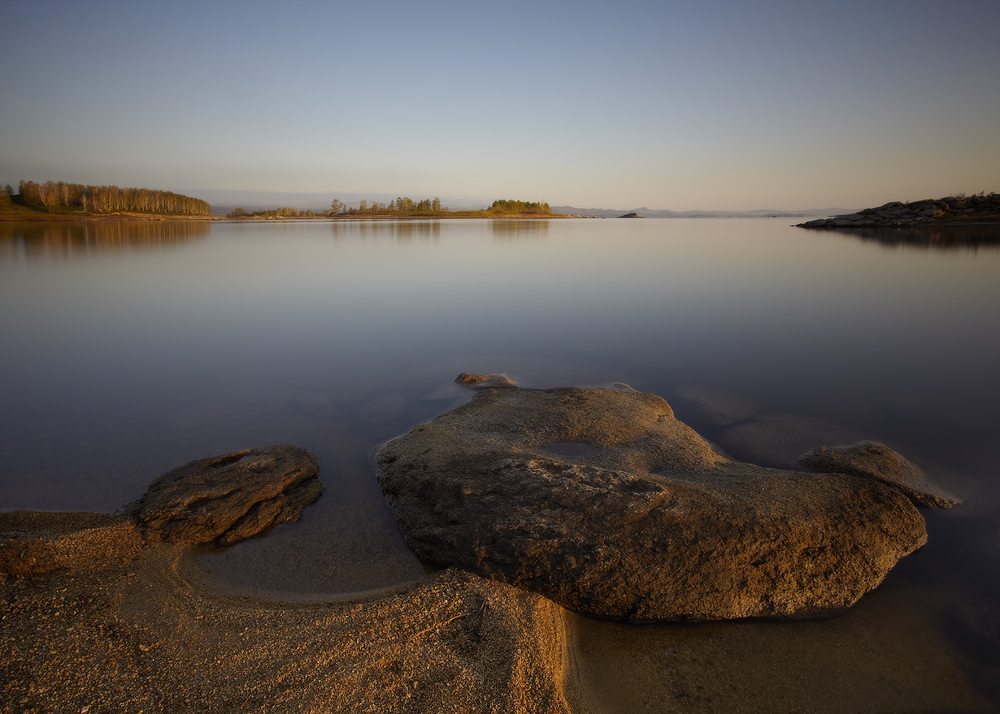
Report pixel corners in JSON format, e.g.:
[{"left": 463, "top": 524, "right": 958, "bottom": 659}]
[
  {"left": 327, "top": 219, "right": 552, "bottom": 242},
  {"left": 829, "top": 226, "right": 1000, "bottom": 251},
  {"left": 330, "top": 220, "right": 442, "bottom": 241},
  {"left": 490, "top": 220, "right": 550, "bottom": 240},
  {"left": 0, "top": 221, "right": 211, "bottom": 259}
]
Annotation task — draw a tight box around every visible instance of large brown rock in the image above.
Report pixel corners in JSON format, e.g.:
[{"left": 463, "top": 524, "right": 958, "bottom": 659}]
[
  {"left": 135, "top": 445, "right": 322, "bottom": 546},
  {"left": 376, "top": 379, "right": 927, "bottom": 622}
]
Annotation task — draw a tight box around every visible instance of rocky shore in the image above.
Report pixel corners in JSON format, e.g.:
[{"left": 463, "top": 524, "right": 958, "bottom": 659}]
[
  {"left": 1, "top": 446, "right": 576, "bottom": 713},
  {"left": 797, "top": 193, "right": 1000, "bottom": 229},
  {"left": 377, "top": 375, "right": 949, "bottom": 623},
  {"left": 1, "top": 377, "right": 987, "bottom": 712}
]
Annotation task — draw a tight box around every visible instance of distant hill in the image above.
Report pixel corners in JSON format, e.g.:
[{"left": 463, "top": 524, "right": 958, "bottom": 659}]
[{"left": 551, "top": 205, "right": 858, "bottom": 218}]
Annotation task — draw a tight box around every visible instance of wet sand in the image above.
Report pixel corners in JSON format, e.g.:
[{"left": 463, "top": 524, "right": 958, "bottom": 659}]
[
  {"left": 1, "top": 512, "right": 574, "bottom": 713},
  {"left": 4, "top": 511, "right": 998, "bottom": 713}
]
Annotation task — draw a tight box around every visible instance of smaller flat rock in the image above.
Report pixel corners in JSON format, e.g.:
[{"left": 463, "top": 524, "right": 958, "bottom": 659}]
[
  {"left": 455, "top": 372, "right": 519, "bottom": 389},
  {"left": 798, "top": 441, "right": 960, "bottom": 509},
  {"left": 136, "top": 444, "right": 322, "bottom": 546}
]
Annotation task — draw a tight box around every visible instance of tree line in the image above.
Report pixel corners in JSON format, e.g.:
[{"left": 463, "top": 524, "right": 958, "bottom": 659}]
[
  {"left": 226, "top": 207, "right": 320, "bottom": 218},
  {"left": 328, "top": 197, "right": 553, "bottom": 216},
  {"left": 486, "top": 199, "right": 552, "bottom": 214},
  {"left": 331, "top": 197, "right": 444, "bottom": 215},
  {"left": 9, "top": 180, "right": 210, "bottom": 215}
]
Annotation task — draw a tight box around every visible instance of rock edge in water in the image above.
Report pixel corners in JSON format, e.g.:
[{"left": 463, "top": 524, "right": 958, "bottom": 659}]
[
  {"left": 377, "top": 375, "right": 928, "bottom": 622},
  {"left": 798, "top": 441, "right": 959, "bottom": 509},
  {"left": 797, "top": 193, "right": 1000, "bottom": 229}
]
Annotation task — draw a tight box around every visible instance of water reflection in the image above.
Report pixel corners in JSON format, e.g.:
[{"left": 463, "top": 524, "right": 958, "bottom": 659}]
[
  {"left": 0, "top": 220, "right": 210, "bottom": 261},
  {"left": 490, "top": 219, "right": 550, "bottom": 240},
  {"left": 330, "top": 219, "right": 441, "bottom": 241},
  {"left": 1, "top": 216, "right": 997, "bottom": 707},
  {"left": 824, "top": 225, "right": 1000, "bottom": 250}
]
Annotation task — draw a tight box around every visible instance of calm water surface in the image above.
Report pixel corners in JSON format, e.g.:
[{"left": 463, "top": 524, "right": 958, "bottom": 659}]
[{"left": 2, "top": 218, "right": 999, "bottom": 708}]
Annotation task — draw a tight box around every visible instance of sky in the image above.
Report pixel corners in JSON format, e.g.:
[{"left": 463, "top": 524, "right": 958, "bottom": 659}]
[{"left": 1, "top": 0, "right": 998, "bottom": 211}]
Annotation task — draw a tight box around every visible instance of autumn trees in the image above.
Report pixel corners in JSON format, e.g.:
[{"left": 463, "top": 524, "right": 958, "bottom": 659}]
[
  {"left": 12, "top": 180, "right": 210, "bottom": 215},
  {"left": 487, "top": 199, "right": 552, "bottom": 215},
  {"left": 330, "top": 197, "right": 446, "bottom": 216},
  {"left": 325, "top": 197, "right": 553, "bottom": 218},
  {"left": 225, "top": 207, "right": 318, "bottom": 218}
]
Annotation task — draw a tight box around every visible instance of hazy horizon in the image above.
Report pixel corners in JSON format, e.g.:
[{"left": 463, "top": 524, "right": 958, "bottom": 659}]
[
  {"left": 173, "top": 187, "right": 860, "bottom": 215},
  {"left": 2, "top": 0, "right": 998, "bottom": 211}
]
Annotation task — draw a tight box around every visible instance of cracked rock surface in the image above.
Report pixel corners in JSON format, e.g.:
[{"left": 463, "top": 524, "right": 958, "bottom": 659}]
[
  {"left": 377, "top": 378, "right": 928, "bottom": 622},
  {"left": 134, "top": 444, "right": 322, "bottom": 546}
]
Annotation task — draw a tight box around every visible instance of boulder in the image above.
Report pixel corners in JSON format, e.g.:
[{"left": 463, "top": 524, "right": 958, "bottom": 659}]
[
  {"left": 798, "top": 441, "right": 959, "bottom": 508},
  {"left": 135, "top": 444, "right": 322, "bottom": 546},
  {"left": 376, "top": 378, "right": 927, "bottom": 622}
]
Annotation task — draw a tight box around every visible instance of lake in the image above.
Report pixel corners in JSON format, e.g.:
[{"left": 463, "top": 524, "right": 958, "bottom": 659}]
[{"left": 2, "top": 217, "right": 998, "bottom": 710}]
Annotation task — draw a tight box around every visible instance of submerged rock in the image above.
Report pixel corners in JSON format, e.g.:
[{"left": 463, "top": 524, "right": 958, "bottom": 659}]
[
  {"left": 358, "top": 392, "right": 407, "bottom": 424},
  {"left": 798, "top": 441, "right": 960, "bottom": 509},
  {"left": 673, "top": 383, "right": 759, "bottom": 426},
  {"left": 717, "top": 412, "right": 865, "bottom": 469},
  {"left": 376, "top": 377, "right": 927, "bottom": 622},
  {"left": 135, "top": 444, "right": 322, "bottom": 546},
  {"left": 291, "top": 391, "right": 339, "bottom": 419},
  {"left": 455, "top": 372, "right": 519, "bottom": 389}
]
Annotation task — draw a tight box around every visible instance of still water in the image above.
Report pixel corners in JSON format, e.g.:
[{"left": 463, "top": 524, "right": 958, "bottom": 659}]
[{"left": 2, "top": 218, "right": 999, "bottom": 709}]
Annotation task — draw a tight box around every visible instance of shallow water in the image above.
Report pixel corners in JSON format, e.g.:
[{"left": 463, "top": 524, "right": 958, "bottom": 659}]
[{"left": 2, "top": 218, "right": 999, "bottom": 708}]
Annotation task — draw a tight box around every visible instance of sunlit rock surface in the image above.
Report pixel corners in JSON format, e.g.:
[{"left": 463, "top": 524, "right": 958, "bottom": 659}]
[
  {"left": 799, "top": 441, "right": 960, "bottom": 508},
  {"left": 377, "top": 376, "right": 927, "bottom": 622},
  {"left": 134, "top": 444, "right": 322, "bottom": 546},
  {"left": 455, "top": 371, "right": 519, "bottom": 389}
]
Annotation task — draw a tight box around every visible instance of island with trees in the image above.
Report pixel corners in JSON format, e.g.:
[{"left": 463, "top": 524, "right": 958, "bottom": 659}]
[
  {"left": 1, "top": 179, "right": 563, "bottom": 222},
  {"left": 226, "top": 197, "right": 559, "bottom": 220},
  {"left": 0, "top": 180, "right": 211, "bottom": 219}
]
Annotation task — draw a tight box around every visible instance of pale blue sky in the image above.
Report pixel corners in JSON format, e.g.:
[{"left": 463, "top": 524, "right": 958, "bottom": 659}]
[{"left": 2, "top": 0, "right": 997, "bottom": 210}]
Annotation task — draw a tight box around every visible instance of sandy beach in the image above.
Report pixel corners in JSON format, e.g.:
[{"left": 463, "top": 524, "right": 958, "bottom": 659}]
[
  {"left": 1, "top": 511, "right": 576, "bottom": 714},
  {"left": 3, "top": 509, "right": 998, "bottom": 713}
]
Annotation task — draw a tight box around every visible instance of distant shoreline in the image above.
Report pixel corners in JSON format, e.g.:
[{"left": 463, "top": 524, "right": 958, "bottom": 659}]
[
  {"left": 0, "top": 212, "right": 575, "bottom": 223},
  {"left": 0, "top": 212, "right": 220, "bottom": 222}
]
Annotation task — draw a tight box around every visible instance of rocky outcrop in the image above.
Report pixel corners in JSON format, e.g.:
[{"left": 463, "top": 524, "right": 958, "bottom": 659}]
[
  {"left": 455, "top": 372, "right": 519, "bottom": 389},
  {"left": 798, "top": 194, "right": 1000, "bottom": 229},
  {"left": 134, "top": 444, "right": 321, "bottom": 546},
  {"left": 798, "top": 441, "right": 959, "bottom": 509},
  {"left": 618, "top": 212, "right": 643, "bottom": 218},
  {"left": 376, "top": 377, "right": 927, "bottom": 622}
]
